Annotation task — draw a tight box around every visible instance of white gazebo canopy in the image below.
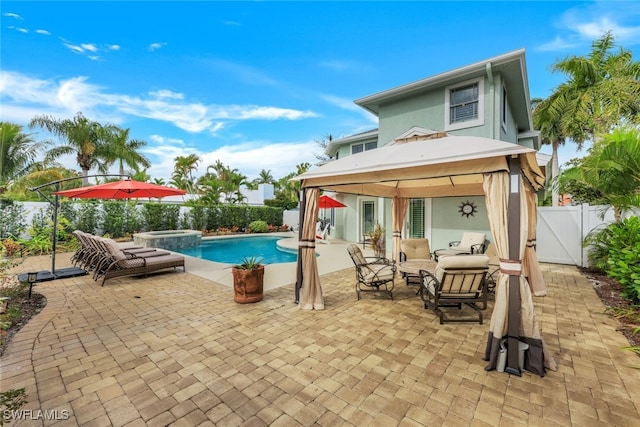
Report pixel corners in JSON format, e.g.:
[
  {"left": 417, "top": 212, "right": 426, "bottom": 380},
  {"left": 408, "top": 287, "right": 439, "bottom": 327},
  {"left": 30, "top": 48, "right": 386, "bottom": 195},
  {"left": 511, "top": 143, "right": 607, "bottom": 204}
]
[
  {"left": 291, "top": 132, "right": 556, "bottom": 377},
  {"left": 296, "top": 134, "right": 545, "bottom": 198}
]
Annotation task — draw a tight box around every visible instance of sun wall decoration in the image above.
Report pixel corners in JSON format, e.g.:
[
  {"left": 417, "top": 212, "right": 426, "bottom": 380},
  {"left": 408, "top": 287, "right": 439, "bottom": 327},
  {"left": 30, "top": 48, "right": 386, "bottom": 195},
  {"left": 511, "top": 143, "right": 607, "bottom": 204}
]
[{"left": 458, "top": 200, "right": 478, "bottom": 218}]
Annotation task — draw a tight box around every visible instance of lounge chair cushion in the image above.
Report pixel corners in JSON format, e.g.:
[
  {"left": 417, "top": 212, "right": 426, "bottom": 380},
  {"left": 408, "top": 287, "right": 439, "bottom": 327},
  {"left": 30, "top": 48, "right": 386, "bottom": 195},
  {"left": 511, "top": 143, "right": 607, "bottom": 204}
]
[
  {"left": 457, "top": 232, "right": 485, "bottom": 251},
  {"left": 349, "top": 246, "right": 368, "bottom": 265},
  {"left": 400, "top": 238, "right": 431, "bottom": 260},
  {"left": 427, "top": 254, "right": 489, "bottom": 297},
  {"left": 102, "top": 238, "right": 127, "bottom": 261},
  {"left": 362, "top": 264, "right": 395, "bottom": 282}
]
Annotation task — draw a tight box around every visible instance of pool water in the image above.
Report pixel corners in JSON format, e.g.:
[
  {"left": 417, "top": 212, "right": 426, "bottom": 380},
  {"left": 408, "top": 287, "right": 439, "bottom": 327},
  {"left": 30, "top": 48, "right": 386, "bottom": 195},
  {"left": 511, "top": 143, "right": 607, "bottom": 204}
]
[{"left": 174, "top": 236, "right": 297, "bottom": 265}]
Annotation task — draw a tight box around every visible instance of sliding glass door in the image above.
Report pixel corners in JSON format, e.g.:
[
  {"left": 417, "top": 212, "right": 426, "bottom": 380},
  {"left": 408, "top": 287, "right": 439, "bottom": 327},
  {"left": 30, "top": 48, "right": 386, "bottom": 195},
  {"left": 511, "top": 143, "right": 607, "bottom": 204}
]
[{"left": 408, "top": 198, "right": 425, "bottom": 238}]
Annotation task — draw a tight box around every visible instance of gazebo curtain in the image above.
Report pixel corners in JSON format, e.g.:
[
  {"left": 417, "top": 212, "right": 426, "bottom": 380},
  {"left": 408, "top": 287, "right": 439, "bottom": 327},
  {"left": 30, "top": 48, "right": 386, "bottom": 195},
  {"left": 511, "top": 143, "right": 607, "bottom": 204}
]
[
  {"left": 297, "top": 187, "right": 324, "bottom": 310},
  {"left": 482, "top": 171, "right": 557, "bottom": 376},
  {"left": 392, "top": 197, "right": 409, "bottom": 262},
  {"left": 522, "top": 186, "right": 547, "bottom": 296}
]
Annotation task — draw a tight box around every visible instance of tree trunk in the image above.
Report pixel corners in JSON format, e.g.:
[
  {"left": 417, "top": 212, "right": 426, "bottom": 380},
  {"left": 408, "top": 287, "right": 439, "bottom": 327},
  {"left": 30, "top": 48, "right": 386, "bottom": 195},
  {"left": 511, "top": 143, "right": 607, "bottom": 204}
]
[{"left": 552, "top": 141, "right": 560, "bottom": 207}]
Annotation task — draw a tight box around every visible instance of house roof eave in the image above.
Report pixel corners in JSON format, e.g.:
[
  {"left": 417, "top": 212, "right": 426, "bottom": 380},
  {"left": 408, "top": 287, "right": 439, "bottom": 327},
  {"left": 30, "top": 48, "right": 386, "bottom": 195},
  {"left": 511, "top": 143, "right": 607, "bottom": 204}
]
[{"left": 355, "top": 49, "right": 528, "bottom": 115}]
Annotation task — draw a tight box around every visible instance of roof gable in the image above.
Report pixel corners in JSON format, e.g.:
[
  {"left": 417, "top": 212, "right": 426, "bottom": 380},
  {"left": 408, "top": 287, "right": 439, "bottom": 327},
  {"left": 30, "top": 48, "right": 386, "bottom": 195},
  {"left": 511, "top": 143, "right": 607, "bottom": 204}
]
[{"left": 355, "top": 49, "right": 533, "bottom": 132}]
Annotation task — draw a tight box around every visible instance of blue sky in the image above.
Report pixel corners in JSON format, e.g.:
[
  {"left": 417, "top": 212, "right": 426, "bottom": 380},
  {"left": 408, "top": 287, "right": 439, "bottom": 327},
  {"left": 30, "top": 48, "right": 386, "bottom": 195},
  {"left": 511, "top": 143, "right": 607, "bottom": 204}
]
[{"left": 2, "top": 1, "right": 640, "bottom": 183}]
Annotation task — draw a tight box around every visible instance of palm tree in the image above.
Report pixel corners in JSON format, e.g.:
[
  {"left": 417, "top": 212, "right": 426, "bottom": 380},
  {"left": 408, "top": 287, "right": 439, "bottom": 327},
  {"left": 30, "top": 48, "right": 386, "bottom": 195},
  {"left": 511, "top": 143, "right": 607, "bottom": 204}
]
[
  {"left": 171, "top": 154, "right": 201, "bottom": 193},
  {"left": 545, "top": 32, "right": 640, "bottom": 145},
  {"left": 249, "top": 168, "right": 274, "bottom": 190},
  {"left": 103, "top": 127, "right": 151, "bottom": 177},
  {"left": 560, "top": 128, "right": 640, "bottom": 221},
  {"left": 130, "top": 169, "right": 151, "bottom": 183},
  {"left": 0, "top": 122, "right": 44, "bottom": 194},
  {"left": 532, "top": 97, "right": 567, "bottom": 206},
  {"left": 256, "top": 169, "right": 274, "bottom": 184},
  {"left": 15, "top": 162, "right": 82, "bottom": 201},
  {"left": 30, "top": 112, "right": 111, "bottom": 185},
  {"left": 277, "top": 162, "right": 311, "bottom": 206}
]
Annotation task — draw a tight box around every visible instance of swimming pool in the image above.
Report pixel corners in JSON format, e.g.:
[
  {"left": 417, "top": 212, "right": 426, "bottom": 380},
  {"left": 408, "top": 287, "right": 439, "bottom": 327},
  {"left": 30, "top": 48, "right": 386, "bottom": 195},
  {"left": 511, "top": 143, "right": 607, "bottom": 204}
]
[{"left": 173, "top": 236, "right": 297, "bottom": 265}]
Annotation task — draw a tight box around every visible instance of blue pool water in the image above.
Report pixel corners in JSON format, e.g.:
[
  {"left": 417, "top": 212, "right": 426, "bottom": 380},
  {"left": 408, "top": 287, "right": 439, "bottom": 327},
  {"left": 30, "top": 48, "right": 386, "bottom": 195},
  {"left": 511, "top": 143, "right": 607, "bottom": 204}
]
[{"left": 174, "top": 236, "right": 297, "bottom": 265}]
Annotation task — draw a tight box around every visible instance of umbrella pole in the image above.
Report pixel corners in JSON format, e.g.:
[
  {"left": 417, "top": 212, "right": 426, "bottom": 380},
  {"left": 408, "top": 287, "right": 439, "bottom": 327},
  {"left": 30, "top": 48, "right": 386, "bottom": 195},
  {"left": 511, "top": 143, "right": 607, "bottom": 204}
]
[{"left": 51, "top": 191, "right": 59, "bottom": 276}]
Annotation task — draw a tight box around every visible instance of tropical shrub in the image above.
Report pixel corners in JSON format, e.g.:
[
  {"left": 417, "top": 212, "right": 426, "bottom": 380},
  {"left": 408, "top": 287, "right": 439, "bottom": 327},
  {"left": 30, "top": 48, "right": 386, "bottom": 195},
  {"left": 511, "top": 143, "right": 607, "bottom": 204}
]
[
  {"left": 141, "top": 203, "right": 180, "bottom": 231},
  {"left": 584, "top": 224, "right": 614, "bottom": 272},
  {"left": 74, "top": 200, "right": 101, "bottom": 234},
  {"left": 0, "top": 238, "right": 22, "bottom": 258},
  {"left": 102, "top": 201, "right": 144, "bottom": 237},
  {"left": 606, "top": 216, "right": 640, "bottom": 303},
  {"left": 249, "top": 220, "right": 268, "bottom": 233},
  {"left": 0, "top": 200, "right": 26, "bottom": 240}
]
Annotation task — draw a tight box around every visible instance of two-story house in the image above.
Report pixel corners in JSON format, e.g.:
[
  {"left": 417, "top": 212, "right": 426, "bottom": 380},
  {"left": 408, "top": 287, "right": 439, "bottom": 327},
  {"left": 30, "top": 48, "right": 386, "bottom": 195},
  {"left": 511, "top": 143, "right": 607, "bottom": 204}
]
[{"left": 321, "top": 49, "right": 542, "bottom": 251}]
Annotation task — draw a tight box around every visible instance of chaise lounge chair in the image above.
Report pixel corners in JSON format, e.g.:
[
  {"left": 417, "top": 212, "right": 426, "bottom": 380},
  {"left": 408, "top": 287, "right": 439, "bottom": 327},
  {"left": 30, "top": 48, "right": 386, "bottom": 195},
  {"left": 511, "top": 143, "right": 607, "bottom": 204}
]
[
  {"left": 316, "top": 221, "right": 331, "bottom": 244},
  {"left": 95, "top": 238, "right": 186, "bottom": 286},
  {"left": 434, "top": 232, "right": 486, "bottom": 259}
]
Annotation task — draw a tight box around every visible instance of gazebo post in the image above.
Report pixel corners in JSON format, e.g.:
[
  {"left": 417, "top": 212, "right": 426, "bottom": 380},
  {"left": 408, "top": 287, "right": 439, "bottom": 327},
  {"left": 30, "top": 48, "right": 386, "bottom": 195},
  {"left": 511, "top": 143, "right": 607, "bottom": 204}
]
[
  {"left": 505, "top": 157, "right": 522, "bottom": 376},
  {"left": 294, "top": 188, "right": 307, "bottom": 304}
]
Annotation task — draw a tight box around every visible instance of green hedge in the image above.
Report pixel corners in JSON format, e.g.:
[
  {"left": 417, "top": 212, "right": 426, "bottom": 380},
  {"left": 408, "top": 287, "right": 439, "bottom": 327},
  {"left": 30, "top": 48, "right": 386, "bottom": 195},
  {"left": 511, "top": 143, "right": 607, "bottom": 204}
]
[
  {"left": 606, "top": 216, "right": 640, "bottom": 304},
  {"left": 182, "top": 205, "right": 283, "bottom": 232}
]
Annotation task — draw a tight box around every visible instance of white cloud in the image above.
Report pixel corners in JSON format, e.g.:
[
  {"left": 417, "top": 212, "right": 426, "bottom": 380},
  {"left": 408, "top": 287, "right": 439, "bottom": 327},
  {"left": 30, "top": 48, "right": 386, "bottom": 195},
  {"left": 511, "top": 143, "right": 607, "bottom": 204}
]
[
  {"left": 16, "top": 27, "right": 28, "bottom": 33},
  {"left": 148, "top": 42, "right": 167, "bottom": 52},
  {"left": 536, "top": 35, "right": 581, "bottom": 52},
  {"left": 1, "top": 71, "right": 319, "bottom": 135},
  {"left": 80, "top": 43, "right": 98, "bottom": 52},
  {"left": 36, "top": 29, "right": 51, "bottom": 35},
  {"left": 60, "top": 38, "right": 119, "bottom": 58},
  {"left": 538, "top": 2, "right": 640, "bottom": 51},
  {"left": 63, "top": 42, "right": 85, "bottom": 54},
  {"left": 135, "top": 135, "right": 319, "bottom": 182},
  {"left": 206, "top": 59, "right": 279, "bottom": 87},
  {"left": 150, "top": 90, "right": 184, "bottom": 100},
  {"left": 3, "top": 12, "right": 23, "bottom": 20},
  {"left": 197, "top": 140, "right": 319, "bottom": 181}
]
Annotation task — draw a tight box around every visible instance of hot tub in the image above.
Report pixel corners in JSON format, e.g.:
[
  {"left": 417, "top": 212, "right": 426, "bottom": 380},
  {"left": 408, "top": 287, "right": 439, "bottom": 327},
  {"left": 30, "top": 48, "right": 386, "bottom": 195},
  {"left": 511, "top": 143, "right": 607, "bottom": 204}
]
[{"left": 133, "top": 230, "right": 202, "bottom": 251}]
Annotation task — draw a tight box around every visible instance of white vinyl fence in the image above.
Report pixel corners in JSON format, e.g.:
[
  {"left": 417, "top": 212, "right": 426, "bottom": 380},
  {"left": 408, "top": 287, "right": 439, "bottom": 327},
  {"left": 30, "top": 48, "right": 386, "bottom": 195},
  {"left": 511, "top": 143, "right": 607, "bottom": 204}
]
[{"left": 536, "top": 204, "right": 616, "bottom": 267}]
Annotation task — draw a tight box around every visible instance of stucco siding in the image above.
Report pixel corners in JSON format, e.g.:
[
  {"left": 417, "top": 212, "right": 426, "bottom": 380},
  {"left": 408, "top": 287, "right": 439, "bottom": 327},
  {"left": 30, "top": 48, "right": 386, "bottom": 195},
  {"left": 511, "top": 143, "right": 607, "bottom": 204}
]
[{"left": 430, "top": 196, "right": 491, "bottom": 251}]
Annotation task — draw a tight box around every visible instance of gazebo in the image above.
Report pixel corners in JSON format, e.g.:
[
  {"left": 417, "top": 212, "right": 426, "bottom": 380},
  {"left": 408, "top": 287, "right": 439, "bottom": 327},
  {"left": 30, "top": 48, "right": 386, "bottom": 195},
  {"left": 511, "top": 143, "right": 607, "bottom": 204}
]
[{"left": 292, "top": 132, "right": 557, "bottom": 377}]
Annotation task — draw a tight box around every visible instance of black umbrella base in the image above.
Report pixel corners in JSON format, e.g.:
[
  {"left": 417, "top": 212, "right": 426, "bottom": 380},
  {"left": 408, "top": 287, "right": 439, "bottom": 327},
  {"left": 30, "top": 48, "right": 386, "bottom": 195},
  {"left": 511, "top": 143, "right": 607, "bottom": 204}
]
[{"left": 18, "top": 267, "right": 87, "bottom": 283}]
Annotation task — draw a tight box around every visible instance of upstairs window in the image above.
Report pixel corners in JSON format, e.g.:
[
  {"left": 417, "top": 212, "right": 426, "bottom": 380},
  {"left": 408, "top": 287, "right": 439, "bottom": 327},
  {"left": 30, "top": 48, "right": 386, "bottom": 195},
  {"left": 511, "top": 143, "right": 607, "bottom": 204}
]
[
  {"left": 445, "top": 78, "right": 484, "bottom": 131},
  {"left": 501, "top": 84, "right": 508, "bottom": 129},
  {"left": 351, "top": 141, "right": 377, "bottom": 154}
]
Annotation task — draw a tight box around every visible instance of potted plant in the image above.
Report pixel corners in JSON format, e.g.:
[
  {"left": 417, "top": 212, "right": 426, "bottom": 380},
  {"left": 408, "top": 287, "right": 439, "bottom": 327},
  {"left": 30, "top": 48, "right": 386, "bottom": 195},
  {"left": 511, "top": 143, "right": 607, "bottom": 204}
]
[
  {"left": 231, "top": 256, "right": 264, "bottom": 303},
  {"left": 367, "top": 223, "right": 386, "bottom": 259}
]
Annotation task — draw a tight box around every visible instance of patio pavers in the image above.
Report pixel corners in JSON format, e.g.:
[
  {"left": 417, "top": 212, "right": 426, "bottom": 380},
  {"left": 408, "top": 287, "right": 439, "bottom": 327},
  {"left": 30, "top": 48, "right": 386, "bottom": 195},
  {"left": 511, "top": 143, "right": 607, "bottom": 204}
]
[{"left": 2, "top": 252, "right": 640, "bottom": 426}]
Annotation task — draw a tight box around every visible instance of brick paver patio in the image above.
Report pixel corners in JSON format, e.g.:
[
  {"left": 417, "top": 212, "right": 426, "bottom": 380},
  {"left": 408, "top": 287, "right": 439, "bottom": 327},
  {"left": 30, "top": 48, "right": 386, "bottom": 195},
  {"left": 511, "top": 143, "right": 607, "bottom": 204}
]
[{"left": 2, "top": 252, "right": 640, "bottom": 426}]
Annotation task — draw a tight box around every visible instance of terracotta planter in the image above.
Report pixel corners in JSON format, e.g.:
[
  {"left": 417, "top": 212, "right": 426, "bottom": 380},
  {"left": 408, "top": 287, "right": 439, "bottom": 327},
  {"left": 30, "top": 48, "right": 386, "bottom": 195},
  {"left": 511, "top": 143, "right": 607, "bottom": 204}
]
[{"left": 232, "top": 265, "right": 264, "bottom": 303}]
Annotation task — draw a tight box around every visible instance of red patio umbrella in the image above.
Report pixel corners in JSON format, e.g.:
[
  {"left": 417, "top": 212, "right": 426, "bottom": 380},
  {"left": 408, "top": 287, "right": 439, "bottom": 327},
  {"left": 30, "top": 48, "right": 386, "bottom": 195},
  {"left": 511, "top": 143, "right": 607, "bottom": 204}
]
[
  {"left": 318, "top": 194, "right": 346, "bottom": 229},
  {"left": 319, "top": 194, "right": 346, "bottom": 209},
  {"left": 54, "top": 179, "right": 186, "bottom": 199}
]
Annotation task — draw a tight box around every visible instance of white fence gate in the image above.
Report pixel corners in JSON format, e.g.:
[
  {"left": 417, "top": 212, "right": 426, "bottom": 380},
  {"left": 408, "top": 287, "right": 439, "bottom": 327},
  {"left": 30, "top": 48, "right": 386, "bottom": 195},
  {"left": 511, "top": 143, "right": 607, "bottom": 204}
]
[{"left": 536, "top": 204, "right": 615, "bottom": 267}]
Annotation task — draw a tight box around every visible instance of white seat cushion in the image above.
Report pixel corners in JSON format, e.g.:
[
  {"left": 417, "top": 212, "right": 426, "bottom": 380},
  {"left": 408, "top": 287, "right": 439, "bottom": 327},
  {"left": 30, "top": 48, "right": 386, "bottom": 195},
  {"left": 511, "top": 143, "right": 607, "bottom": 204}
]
[{"left": 457, "top": 232, "right": 485, "bottom": 251}]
